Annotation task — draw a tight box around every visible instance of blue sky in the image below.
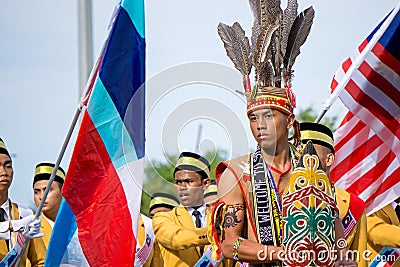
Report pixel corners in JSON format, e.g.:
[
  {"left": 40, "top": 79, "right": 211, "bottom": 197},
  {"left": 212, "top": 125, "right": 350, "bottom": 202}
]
[{"left": 0, "top": 0, "right": 397, "bottom": 206}]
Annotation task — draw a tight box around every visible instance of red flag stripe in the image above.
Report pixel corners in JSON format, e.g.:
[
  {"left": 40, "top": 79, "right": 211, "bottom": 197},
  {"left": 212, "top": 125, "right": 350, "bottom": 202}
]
[
  {"left": 367, "top": 46, "right": 400, "bottom": 89},
  {"left": 338, "top": 111, "right": 354, "bottom": 127},
  {"left": 358, "top": 39, "right": 369, "bottom": 52},
  {"left": 330, "top": 57, "right": 353, "bottom": 93},
  {"left": 63, "top": 112, "right": 135, "bottom": 265},
  {"left": 333, "top": 134, "right": 387, "bottom": 180}
]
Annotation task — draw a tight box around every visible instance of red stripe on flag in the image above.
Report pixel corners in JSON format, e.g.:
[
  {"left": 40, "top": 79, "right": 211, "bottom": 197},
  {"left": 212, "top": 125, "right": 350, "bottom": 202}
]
[
  {"left": 372, "top": 42, "right": 400, "bottom": 76},
  {"left": 342, "top": 57, "right": 353, "bottom": 72},
  {"left": 330, "top": 78, "right": 338, "bottom": 93},
  {"left": 330, "top": 58, "right": 352, "bottom": 93},
  {"left": 63, "top": 112, "right": 135, "bottom": 265},
  {"left": 338, "top": 112, "right": 354, "bottom": 127},
  {"left": 358, "top": 39, "right": 368, "bottom": 53}
]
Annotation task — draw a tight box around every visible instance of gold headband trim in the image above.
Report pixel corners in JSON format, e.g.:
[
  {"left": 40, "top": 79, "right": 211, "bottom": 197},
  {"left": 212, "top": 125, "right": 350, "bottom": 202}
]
[
  {"left": 35, "top": 166, "right": 65, "bottom": 180},
  {"left": 204, "top": 184, "right": 218, "bottom": 196},
  {"left": 149, "top": 196, "right": 178, "bottom": 209},
  {"left": 176, "top": 157, "right": 210, "bottom": 177},
  {"left": 301, "top": 130, "right": 333, "bottom": 147}
]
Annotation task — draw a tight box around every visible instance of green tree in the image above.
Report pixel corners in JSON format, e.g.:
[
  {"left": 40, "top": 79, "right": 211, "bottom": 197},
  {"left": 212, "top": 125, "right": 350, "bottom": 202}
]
[
  {"left": 140, "top": 149, "right": 228, "bottom": 215},
  {"left": 296, "top": 106, "right": 339, "bottom": 131}
]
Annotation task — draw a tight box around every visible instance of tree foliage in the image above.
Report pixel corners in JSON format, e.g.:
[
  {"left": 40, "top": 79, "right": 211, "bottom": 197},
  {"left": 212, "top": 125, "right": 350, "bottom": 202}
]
[{"left": 296, "top": 106, "right": 339, "bottom": 131}]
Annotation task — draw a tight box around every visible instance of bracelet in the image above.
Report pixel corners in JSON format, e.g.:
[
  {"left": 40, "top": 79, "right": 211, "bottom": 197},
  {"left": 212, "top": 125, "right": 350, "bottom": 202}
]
[{"left": 232, "top": 237, "right": 244, "bottom": 261}]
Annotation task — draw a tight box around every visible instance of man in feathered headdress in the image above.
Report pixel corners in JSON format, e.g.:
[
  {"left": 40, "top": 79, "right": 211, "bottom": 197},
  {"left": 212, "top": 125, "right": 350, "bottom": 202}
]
[
  {"left": 212, "top": 1, "right": 356, "bottom": 266},
  {"left": 213, "top": 0, "right": 313, "bottom": 264}
]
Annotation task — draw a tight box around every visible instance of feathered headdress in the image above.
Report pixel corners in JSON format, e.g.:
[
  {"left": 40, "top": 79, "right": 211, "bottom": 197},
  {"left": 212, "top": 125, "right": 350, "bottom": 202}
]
[{"left": 218, "top": 0, "right": 314, "bottom": 115}]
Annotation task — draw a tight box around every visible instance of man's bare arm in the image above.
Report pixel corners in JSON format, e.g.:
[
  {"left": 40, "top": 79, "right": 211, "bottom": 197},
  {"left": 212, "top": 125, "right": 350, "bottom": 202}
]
[{"left": 218, "top": 168, "right": 282, "bottom": 263}]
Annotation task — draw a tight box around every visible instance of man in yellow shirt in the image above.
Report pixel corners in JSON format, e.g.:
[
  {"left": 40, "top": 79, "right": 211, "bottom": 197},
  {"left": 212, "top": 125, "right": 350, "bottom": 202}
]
[
  {"left": 32, "top": 162, "right": 65, "bottom": 249},
  {"left": 0, "top": 138, "right": 46, "bottom": 266},
  {"left": 152, "top": 152, "right": 211, "bottom": 267}
]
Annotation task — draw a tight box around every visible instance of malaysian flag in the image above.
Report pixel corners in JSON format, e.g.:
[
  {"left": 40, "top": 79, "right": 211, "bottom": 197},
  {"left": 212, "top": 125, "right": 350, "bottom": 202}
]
[{"left": 329, "top": 4, "right": 400, "bottom": 215}]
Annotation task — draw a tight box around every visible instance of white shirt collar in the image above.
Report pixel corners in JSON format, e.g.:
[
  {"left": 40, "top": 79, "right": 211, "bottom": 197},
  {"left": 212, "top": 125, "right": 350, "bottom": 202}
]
[{"left": 187, "top": 204, "right": 206, "bottom": 227}]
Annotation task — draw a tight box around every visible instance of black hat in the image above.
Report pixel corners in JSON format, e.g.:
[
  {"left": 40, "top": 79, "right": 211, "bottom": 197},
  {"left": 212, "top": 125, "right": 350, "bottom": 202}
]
[
  {"left": 149, "top": 192, "right": 180, "bottom": 213},
  {"left": 300, "top": 122, "right": 334, "bottom": 153},
  {"left": 33, "top": 162, "right": 66, "bottom": 187},
  {"left": 174, "top": 152, "right": 210, "bottom": 179},
  {"left": 0, "top": 138, "right": 11, "bottom": 158}
]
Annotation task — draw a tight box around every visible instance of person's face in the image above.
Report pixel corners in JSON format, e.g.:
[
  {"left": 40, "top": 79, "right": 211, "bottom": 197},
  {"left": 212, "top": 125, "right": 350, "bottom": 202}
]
[
  {"left": 248, "top": 108, "right": 293, "bottom": 151},
  {"left": 33, "top": 180, "right": 62, "bottom": 218},
  {"left": 149, "top": 206, "right": 173, "bottom": 219},
  {"left": 0, "top": 154, "right": 13, "bottom": 192},
  {"left": 307, "top": 143, "right": 334, "bottom": 173},
  {"left": 174, "top": 170, "right": 210, "bottom": 208}
]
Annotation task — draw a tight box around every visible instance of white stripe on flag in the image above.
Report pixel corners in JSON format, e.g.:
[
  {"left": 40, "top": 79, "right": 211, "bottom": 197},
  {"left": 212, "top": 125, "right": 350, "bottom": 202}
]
[{"left": 116, "top": 158, "right": 145, "bottom": 240}]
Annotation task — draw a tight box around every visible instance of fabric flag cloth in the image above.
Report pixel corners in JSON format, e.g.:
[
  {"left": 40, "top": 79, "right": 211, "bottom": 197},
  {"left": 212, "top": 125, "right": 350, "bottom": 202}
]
[
  {"left": 194, "top": 245, "right": 218, "bottom": 267},
  {"left": 330, "top": 7, "right": 400, "bottom": 215},
  {"left": 0, "top": 233, "right": 26, "bottom": 267},
  {"left": 369, "top": 247, "right": 400, "bottom": 267},
  {"left": 45, "top": 0, "right": 145, "bottom": 265}
]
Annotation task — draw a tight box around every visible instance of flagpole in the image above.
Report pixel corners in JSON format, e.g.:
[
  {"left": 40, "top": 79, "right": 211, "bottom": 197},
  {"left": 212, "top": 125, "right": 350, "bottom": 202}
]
[
  {"left": 14, "top": 7, "right": 119, "bottom": 266},
  {"left": 315, "top": 1, "right": 400, "bottom": 123},
  {"left": 34, "top": 3, "right": 118, "bottom": 219}
]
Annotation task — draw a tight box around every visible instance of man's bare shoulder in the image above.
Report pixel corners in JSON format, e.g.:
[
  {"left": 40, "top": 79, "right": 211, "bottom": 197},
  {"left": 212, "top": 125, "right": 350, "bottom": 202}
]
[
  {"left": 217, "top": 154, "right": 250, "bottom": 177},
  {"left": 217, "top": 154, "right": 250, "bottom": 204}
]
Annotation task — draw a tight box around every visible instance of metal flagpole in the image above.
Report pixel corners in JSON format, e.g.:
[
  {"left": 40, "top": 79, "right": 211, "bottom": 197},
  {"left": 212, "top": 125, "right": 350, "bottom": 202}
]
[
  {"left": 195, "top": 124, "right": 203, "bottom": 154},
  {"left": 314, "top": 1, "right": 400, "bottom": 123},
  {"left": 14, "top": 5, "right": 118, "bottom": 264},
  {"left": 78, "top": 0, "right": 94, "bottom": 99}
]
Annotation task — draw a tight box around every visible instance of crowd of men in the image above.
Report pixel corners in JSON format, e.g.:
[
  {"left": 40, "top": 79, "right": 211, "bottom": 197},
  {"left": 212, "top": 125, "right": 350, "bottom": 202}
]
[{"left": 1, "top": 114, "right": 400, "bottom": 267}]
